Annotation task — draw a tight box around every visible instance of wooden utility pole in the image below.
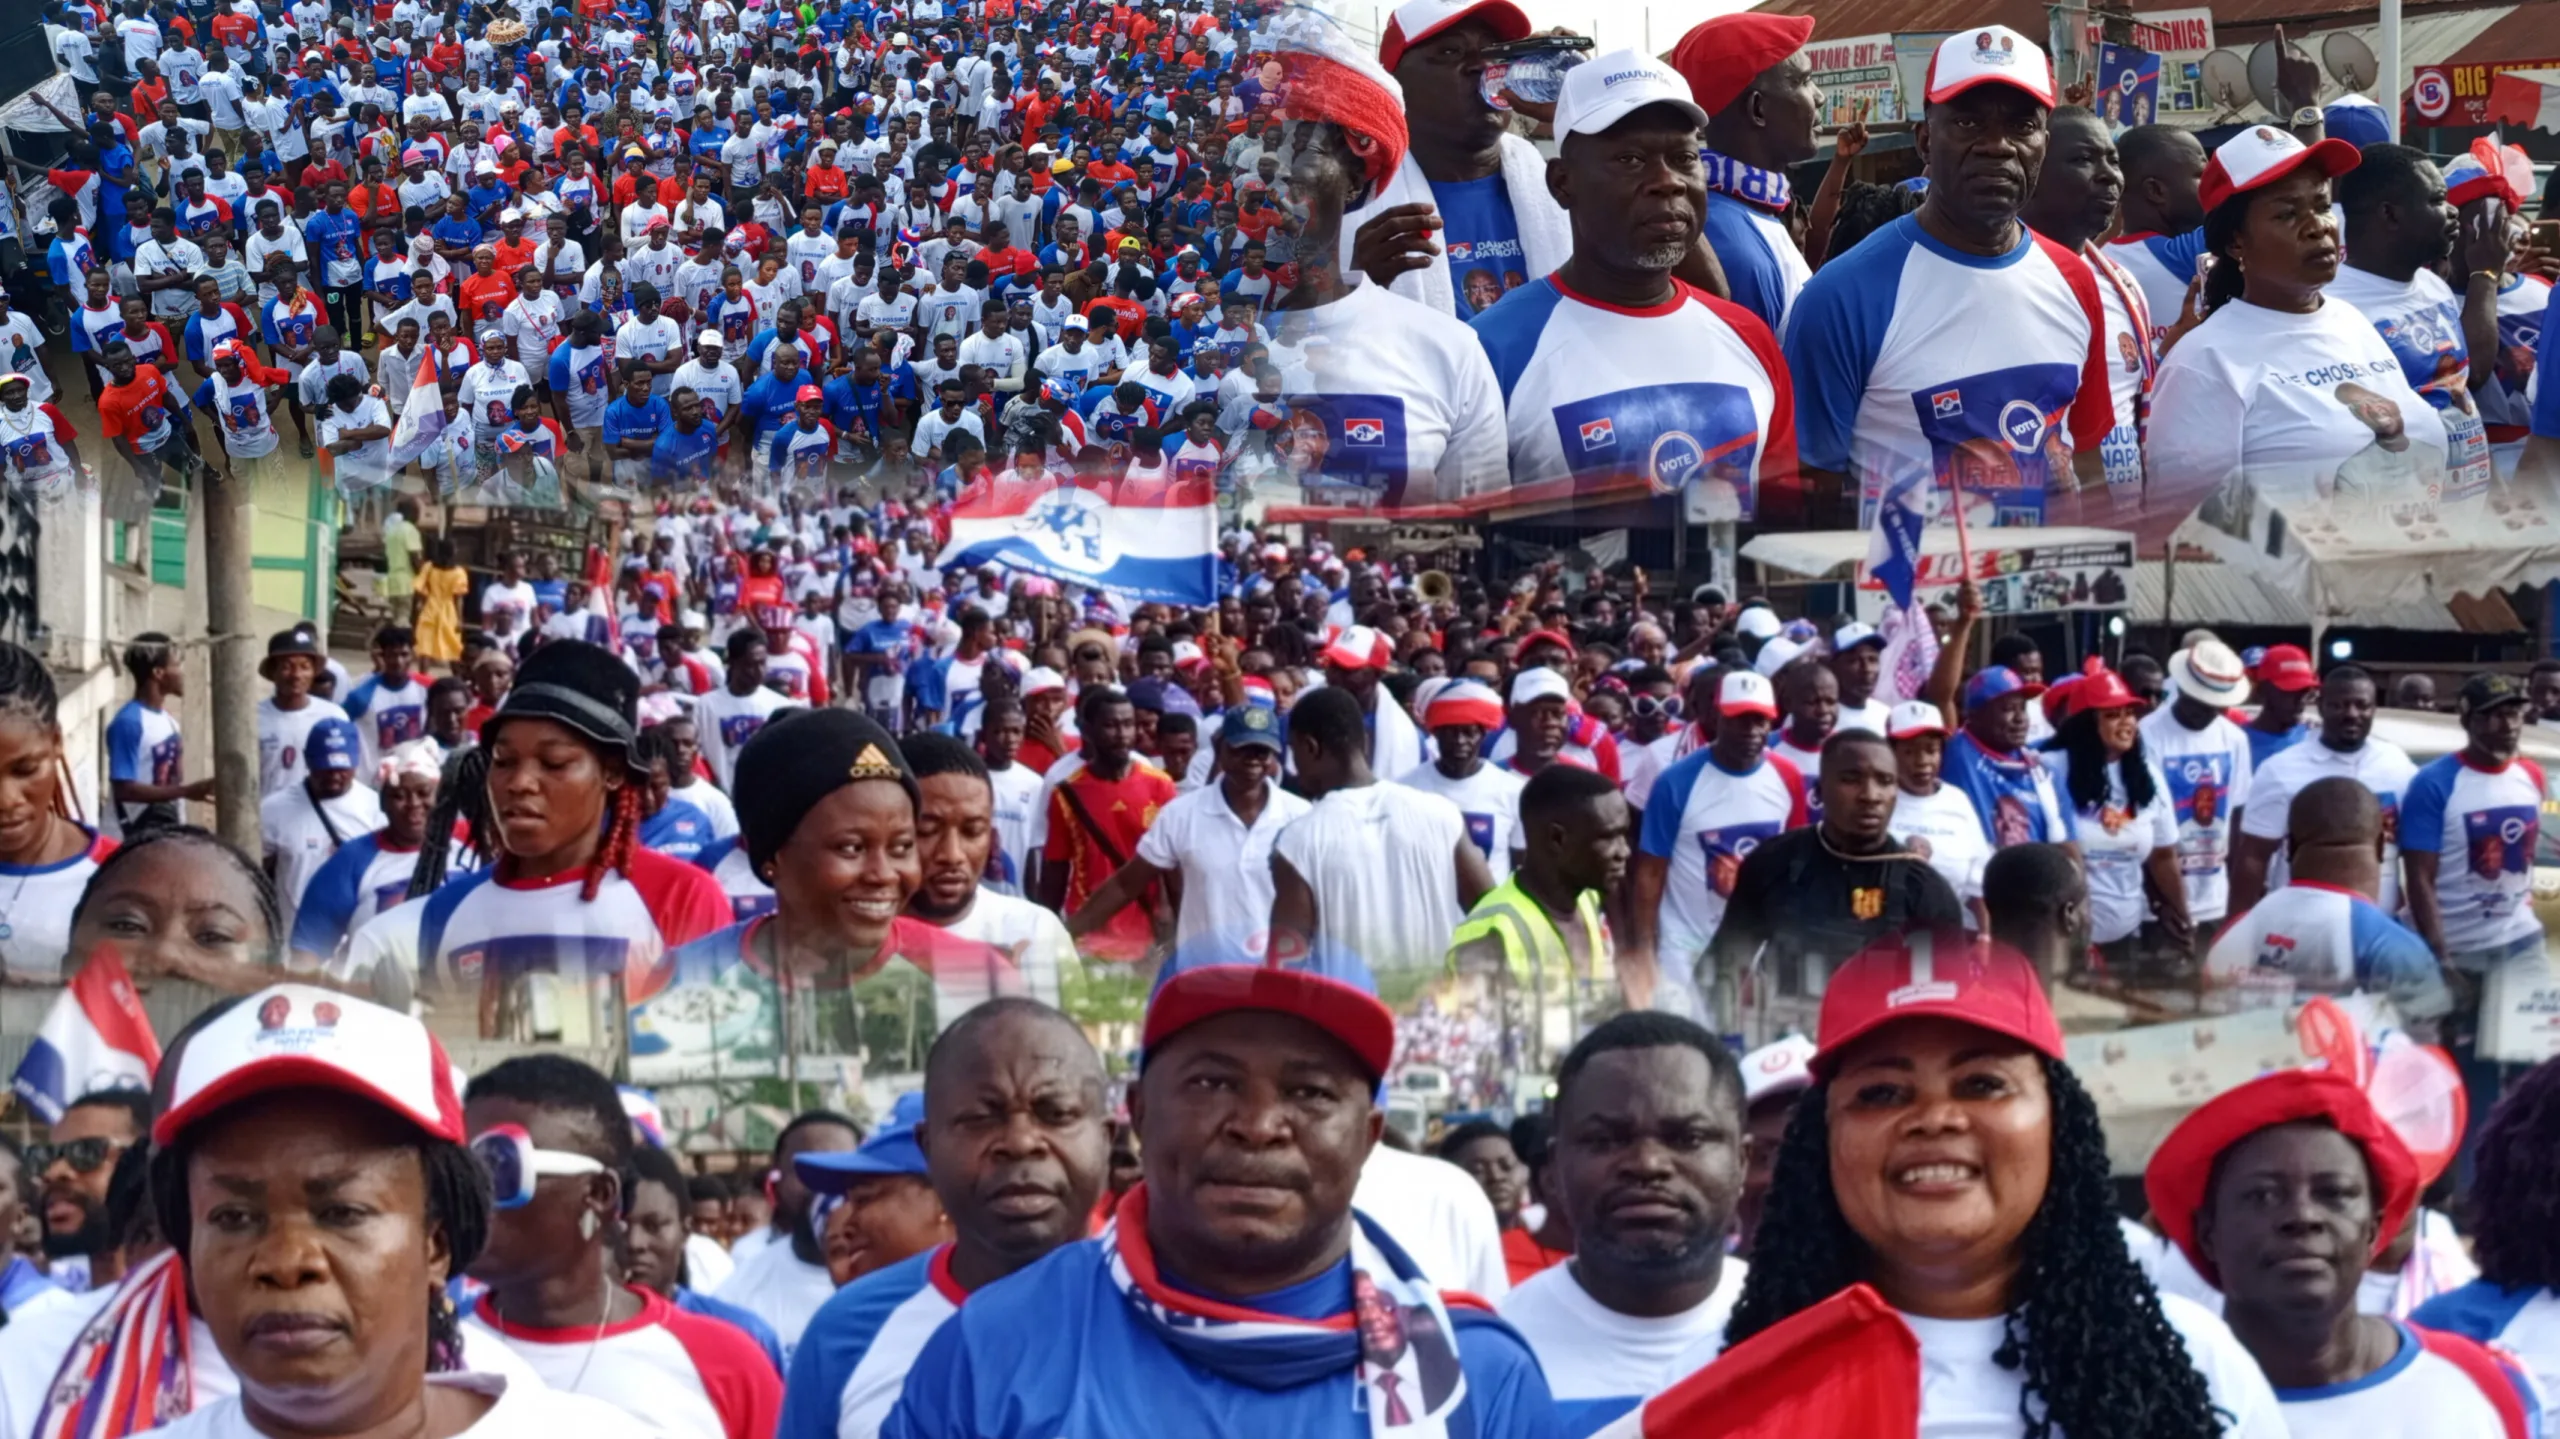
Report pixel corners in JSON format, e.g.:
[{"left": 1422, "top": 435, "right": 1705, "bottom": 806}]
[{"left": 202, "top": 468, "right": 259, "bottom": 853}]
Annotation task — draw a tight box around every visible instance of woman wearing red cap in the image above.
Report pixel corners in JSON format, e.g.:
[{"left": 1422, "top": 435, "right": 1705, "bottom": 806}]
[
  {"left": 2145, "top": 1069, "right": 2539, "bottom": 1436},
  {"left": 2149, "top": 127, "right": 2448, "bottom": 536},
  {"left": 2037, "top": 662, "right": 2190, "bottom": 965},
  {"left": 1643, "top": 937, "right": 2283, "bottom": 1437},
  {"left": 132, "top": 985, "right": 630, "bottom": 1439}
]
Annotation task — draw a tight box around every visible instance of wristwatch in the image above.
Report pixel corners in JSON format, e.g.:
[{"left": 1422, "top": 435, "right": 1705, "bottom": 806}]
[{"left": 2290, "top": 106, "right": 2323, "bottom": 127}]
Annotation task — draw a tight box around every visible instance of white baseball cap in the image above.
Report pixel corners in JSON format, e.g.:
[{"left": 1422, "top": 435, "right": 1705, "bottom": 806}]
[
  {"left": 156, "top": 985, "right": 464, "bottom": 1146},
  {"left": 1510, "top": 667, "right": 1572, "bottom": 708},
  {"left": 1717, "top": 669, "right": 1779, "bottom": 719},
  {"left": 1753, "top": 635, "right": 1805, "bottom": 677},
  {"left": 1374, "top": 0, "right": 1529, "bottom": 72},
  {"left": 1886, "top": 699, "right": 1949, "bottom": 740},
  {"left": 1734, "top": 604, "right": 1783, "bottom": 642},
  {"left": 1555, "top": 49, "right": 1708, "bottom": 140},
  {"left": 1833, "top": 621, "right": 1883, "bottom": 651},
  {"left": 1741, "top": 1034, "right": 1817, "bottom": 1107},
  {"left": 1021, "top": 665, "right": 1066, "bottom": 697},
  {"left": 2199, "top": 126, "right": 2361, "bottom": 211},
  {"left": 1924, "top": 26, "right": 2055, "bottom": 107}
]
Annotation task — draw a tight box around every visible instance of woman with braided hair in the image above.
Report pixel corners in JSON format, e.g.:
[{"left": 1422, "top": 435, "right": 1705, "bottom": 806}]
[
  {"left": 0, "top": 638, "right": 120, "bottom": 981},
  {"left": 1632, "top": 936, "right": 2283, "bottom": 1438},
  {"left": 344, "top": 639, "right": 728, "bottom": 1036}
]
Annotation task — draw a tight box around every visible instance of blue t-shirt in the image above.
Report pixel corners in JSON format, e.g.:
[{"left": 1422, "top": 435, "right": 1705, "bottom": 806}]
[
  {"left": 737, "top": 370, "right": 807, "bottom": 439},
  {"left": 2245, "top": 722, "right": 2308, "bottom": 771},
  {"left": 1941, "top": 731, "right": 2073, "bottom": 847},
  {"left": 881, "top": 1243, "right": 1557, "bottom": 1439},
  {"left": 639, "top": 794, "right": 715, "bottom": 862},
  {"left": 430, "top": 215, "right": 485, "bottom": 252},
  {"left": 1430, "top": 174, "right": 1528, "bottom": 321},
  {"left": 651, "top": 421, "right": 721, "bottom": 484},
  {"left": 2533, "top": 281, "right": 2560, "bottom": 440},
  {"left": 604, "top": 394, "right": 673, "bottom": 450}
]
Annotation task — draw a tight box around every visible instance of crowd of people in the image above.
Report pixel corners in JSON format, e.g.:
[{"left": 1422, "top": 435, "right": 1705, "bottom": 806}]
[{"left": 3, "top": 0, "right": 2560, "bottom": 1432}]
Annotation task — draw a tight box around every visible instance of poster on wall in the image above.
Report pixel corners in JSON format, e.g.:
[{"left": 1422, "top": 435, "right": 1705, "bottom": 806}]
[
  {"left": 2082, "top": 8, "right": 2215, "bottom": 114},
  {"left": 1804, "top": 32, "right": 1901, "bottom": 127},
  {"left": 2097, "top": 43, "right": 2163, "bottom": 127},
  {"left": 1850, "top": 534, "right": 2135, "bottom": 622}
]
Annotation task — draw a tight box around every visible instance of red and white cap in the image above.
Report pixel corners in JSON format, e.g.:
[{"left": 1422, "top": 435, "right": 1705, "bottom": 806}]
[
  {"left": 1717, "top": 670, "right": 1779, "bottom": 719},
  {"left": 1021, "top": 665, "right": 1067, "bottom": 697},
  {"left": 1924, "top": 26, "right": 2055, "bottom": 108},
  {"left": 1811, "top": 934, "right": 2063, "bottom": 1079},
  {"left": 156, "top": 984, "right": 465, "bottom": 1147},
  {"left": 1321, "top": 624, "right": 1392, "bottom": 671},
  {"left": 210, "top": 339, "right": 254, "bottom": 366},
  {"left": 2198, "top": 126, "right": 2361, "bottom": 212},
  {"left": 1556, "top": 49, "right": 1708, "bottom": 141},
  {"left": 1885, "top": 699, "right": 1948, "bottom": 739},
  {"left": 1376, "top": 0, "right": 1529, "bottom": 71},
  {"left": 1741, "top": 1034, "right": 1817, "bottom": 1107}
]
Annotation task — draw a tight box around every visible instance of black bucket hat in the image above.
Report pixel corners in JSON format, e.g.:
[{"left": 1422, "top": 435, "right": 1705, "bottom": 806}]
[{"left": 481, "top": 640, "right": 641, "bottom": 770}]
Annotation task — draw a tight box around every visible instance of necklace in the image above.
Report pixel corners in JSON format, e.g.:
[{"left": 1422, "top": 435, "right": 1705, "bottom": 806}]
[
  {"left": 0, "top": 819, "right": 68, "bottom": 945},
  {"left": 565, "top": 1269, "right": 615, "bottom": 1393}
]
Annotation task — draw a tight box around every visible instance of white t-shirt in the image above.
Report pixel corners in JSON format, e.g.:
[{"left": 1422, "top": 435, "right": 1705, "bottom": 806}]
[
  {"left": 128, "top": 1372, "right": 635, "bottom": 1439},
  {"left": 1887, "top": 782, "right": 1992, "bottom": 923},
  {"left": 259, "top": 780, "right": 385, "bottom": 914},
  {"left": 692, "top": 684, "right": 790, "bottom": 790},
  {"left": 1395, "top": 760, "right": 1527, "bottom": 884},
  {"left": 984, "top": 761, "right": 1042, "bottom": 884},
  {"left": 2041, "top": 749, "right": 2179, "bottom": 943},
  {"left": 1272, "top": 781, "right": 1467, "bottom": 975},
  {"left": 708, "top": 1235, "right": 837, "bottom": 1359},
  {"left": 928, "top": 887, "right": 1075, "bottom": 1008},
  {"left": 2276, "top": 1319, "right": 2539, "bottom": 1438},
  {"left": 254, "top": 696, "right": 349, "bottom": 796},
  {"left": 1638, "top": 1291, "right": 2285, "bottom": 1439},
  {"left": 1284, "top": 280, "right": 1508, "bottom": 508},
  {"left": 1351, "top": 1143, "right": 1508, "bottom": 1298},
  {"left": 2320, "top": 265, "right": 2494, "bottom": 503},
  {"left": 2237, "top": 737, "right": 2418, "bottom": 911},
  {"left": 2140, "top": 708, "right": 2257, "bottom": 924},
  {"left": 1501, "top": 1257, "right": 1748, "bottom": 1437},
  {"left": 1132, "top": 778, "right": 1311, "bottom": 957},
  {"left": 2146, "top": 294, "right": 2451, "bottom": 530},
  {"left": 462, "top": 1285, "right": 777, "bottom": 1439}
]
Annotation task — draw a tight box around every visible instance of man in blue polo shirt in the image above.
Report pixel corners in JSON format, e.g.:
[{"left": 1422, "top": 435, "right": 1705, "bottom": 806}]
[
  {"left": 881, "top": 953, "right": 1558, "bottom": 1437},
  {"left": 780, "top": 1001, "right": 1109, "bottom": 1439}
]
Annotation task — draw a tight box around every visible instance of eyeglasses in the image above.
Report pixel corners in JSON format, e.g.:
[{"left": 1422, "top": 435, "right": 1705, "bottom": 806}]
[
  {"left": 1632, "top": 694, "right": 1684, "bottom": 720},
  {"left": 28, "top": 1137, "right": 127, "bottom": 1174},
  {"left": 469, "top": 1124, "right": 607, "bottom": 1210}
]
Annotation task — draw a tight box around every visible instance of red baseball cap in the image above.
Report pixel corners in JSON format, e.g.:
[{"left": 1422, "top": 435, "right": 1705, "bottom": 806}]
[
  {"left": 2143, "top": 1068, "right": 2417, "bottom": 1288},
  {"left": 1924, "top": 26, "right": 2055, "bottom": 108},
  {"left": 795, "top": 383, "right": 824, "bottom": 403},
  {"left": 1669, "top": 13, "right": 1814, "bottom": 116},
  {"left": 157, "top": 984, "right": 465, "bottom": 1146},
  {"left": 2199, "top": 126, "right": 2361, "bottom": 213},
  {"left": 1320, "top": 624, "right": 1392, "bottom": 671},
  {"left": 1811, "top": 934, "right": 2063, "bottom": 1080},
  {"left": 1144, "top": 960, "right": 1397, "bottom": 1081},
  {"left": 2255, "top": 644, "right": 2318, "bottom": 693},
  {"left": 1375, "top": 0, "right": 1530, "bottom": 73}
]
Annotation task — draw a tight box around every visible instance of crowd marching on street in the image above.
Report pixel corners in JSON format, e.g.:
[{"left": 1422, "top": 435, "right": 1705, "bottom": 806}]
[{"left": 2, "top": 0, "right": 2560, "bottom": 1432}]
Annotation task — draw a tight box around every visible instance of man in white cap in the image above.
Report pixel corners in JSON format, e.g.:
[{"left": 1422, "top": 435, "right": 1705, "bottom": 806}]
[
  {"left": 1628, "top": 668, "right": 1802, "bottom": 1017},
  {"left": 2142, "top": 639, "right": 2257, "bottom": 958},
  {"left": 1829, "top": 622, "right": 1893, "bottom": 734},
  {"left": 1338, "top": 0, "right": 1569, "bottom": 320},
  {"left": 1782, "top": 25, "right": 2115, "bottom": 528},
  {"left": 1399, "top": 678, "right": 1525, "bottom": 882},
  {"left": 1268, "top": 5, "right": 1509, "bottom": 508},
  {"left": 1880, "top": 698, "right": 1991, "bottom": 928},
  {"left": 1320, "top": 623, "right": 1428, "bottom": 775},
  {"left": 1735, "top": 1033, "right": 1816, "bottom": 1250},
  {"left": 1471, "top": 49, "right": 1798, "bottom": 524}
]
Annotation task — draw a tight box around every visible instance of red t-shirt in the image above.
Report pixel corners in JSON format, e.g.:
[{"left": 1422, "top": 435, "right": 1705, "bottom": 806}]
[{"left": 1044, "top": 760, "right": 1175, "bottom": 962}]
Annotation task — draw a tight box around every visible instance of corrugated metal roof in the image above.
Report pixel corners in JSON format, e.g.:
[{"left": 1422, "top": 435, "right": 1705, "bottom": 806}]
[{"left": 2128, "top": 561, "right": 2523, "bottom": 631}]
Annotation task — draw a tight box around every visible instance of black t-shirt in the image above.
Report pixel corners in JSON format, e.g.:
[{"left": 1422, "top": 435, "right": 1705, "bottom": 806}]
[{"left": 1708, "top": 826, "right": 1964, "bottom": 990}]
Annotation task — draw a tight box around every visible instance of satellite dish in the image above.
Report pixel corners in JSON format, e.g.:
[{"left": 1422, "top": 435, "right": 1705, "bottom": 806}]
[
  {"left": 2200, "top": 49, "right": 2253, "bottom": 116},
  {"left": 2322, "top": 31, "right": 2379, "bottom": 94},
  {"left": 2248, "top": 38, "right": 2319, "bottom": 114}
]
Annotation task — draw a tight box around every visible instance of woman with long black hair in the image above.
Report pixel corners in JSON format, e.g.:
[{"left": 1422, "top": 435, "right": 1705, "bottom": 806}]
[
  {"left": 2037, "top": 664, "right": 2187, "bottom": 966},
  {"left": 348, "top": 639, "right": 729, "bottom": 1032},
  {"left": 1638, "top": 939, "right": 2284, "bottom": 1438}
]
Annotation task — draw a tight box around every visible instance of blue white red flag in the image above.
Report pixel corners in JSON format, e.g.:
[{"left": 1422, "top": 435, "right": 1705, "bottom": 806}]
[
  {"left": 1866, "top": 468, "right": 1934, "bottom": 612},
  {"left": 11, "top": 949, "right": 161, "bottom": 1124},
  {"left": 936, "top": 471, "right": 1218, "bottom": 606},
  {"left": 387, "top": 347, "right": 445, "bottom": 465}
]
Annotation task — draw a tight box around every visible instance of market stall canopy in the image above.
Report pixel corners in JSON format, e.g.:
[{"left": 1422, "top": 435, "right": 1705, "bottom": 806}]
[{"left": 1741, "top": 526, "right": 2135, "bottom": 624}]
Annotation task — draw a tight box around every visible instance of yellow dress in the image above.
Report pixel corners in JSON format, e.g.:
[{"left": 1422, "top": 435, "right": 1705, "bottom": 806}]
[{"left": 415, "top": 564, "right": 468, "bottom": 665}]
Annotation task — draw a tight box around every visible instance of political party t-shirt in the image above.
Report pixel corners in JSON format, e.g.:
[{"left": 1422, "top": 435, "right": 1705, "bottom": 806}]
[
  {"left": 1885, "top": 781, "right": 1991, "bottom": 924},
  {"left": 1500, "top": 1258, "right": 1747, "bottom": 1438},
  {"left": 1783, "top": 214, "right": 2112, "bottom": 526},
  {"left": 400, "top": 847, "right": 732, "bottom": 1002},
  {"left": 641, "top": 795, "right": 718, "bottom": 863},
  {"left": 1473, "top": 278, "right": 1793, "bottom": 522},
  {"left": 778, "top": 1246, "right": 965, "bottom": 1439},
  {"left": 2401, "top": 751, "right": 2548, "bottom": 958},
  {"left": 260, "top": 781, "right": 386, "bottom": 915},
  {"left": 1637, "top": 747, "right": 1806, "bottom": 972},
  {"left": 691, "top": 834, "right": 776, "bottom": 924},
  {"left": 2481, "top": 271, "right": 2549, "bottom": 448},
  {"left": 130, "top": 1372, "right": 644, "bottom": 1439},
  {"left": 2146, "top": 295, "right": 2452, "bottom": 535},
  {"left": 287, "top": 831, "right": 459, "bottom": 962},
  {"left": 104, "top": 698, "right": 184, "bottom": 837},
  {"left": 2079, "top": 239, "right": 2154, "bottom": 496},
  {"left": 1433, "top": 174, "right": 1528, "bottom": 321},
  {"left": 341, "top": 672, "right": 430, "bottom": 775},
  {"left": 2322, "top": 265, "right": 2494, "bottom": 503},
  {"left": 2416, "top": 1283, "right": 2560, "bottom": 1409},
  {"left": 256, "top": 696, "right": 351, "bottom": 797},
  {"left": 2237, "top": 737, "right": 2418, "bottom": 911},
  {"left": 1396, "top": 760, "right": 1526, "bottom": 885},
  {"left": 1699, "top": 153, "right": 1808, "bottom": 337},
  {"left": 2103, "top": 227, "right": 2207, "bottom": 341},
  {"left": 2272, "top": 1320, "right": 2542, "bottom": 1439},
  {"left": 0, "top": 828, "right": 114, "bottom": 981},
  {"left": 693, "top": 684, "right": 792, "bottom": 790},
  {"left": 2205, "top": 880, "right": 2449, "bottom": 1019},
  {"left": 1279, "top": 280, "right": 1508, "bottom": 509},
  {"left": 2040, "top": 750, "right": 2177, "bottom": 944},
  {"left": 464, "top": 1284, "right": 781, "bottom": 1439},
  {"left": 2140, "top": 707, "right": 2256, "bottom": 924},
  {"left": 1938, "top": 731, "right": 2071, "bottom": 849}
]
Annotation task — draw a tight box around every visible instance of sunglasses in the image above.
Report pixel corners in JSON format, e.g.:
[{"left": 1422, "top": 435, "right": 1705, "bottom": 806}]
[
  {"left": 1632, "top": 694, "right": 1683, "bottom": 720},
  {"left": 469, "top": 1124, "right": 607, "bottom": 1210},
  {"left": 27, "top": 1136, "right": 126, "bottom": 1174}
]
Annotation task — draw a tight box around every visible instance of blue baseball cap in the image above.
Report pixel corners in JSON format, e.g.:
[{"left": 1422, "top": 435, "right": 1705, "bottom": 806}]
[
  {"left": 795, "top": 1091, "right": 925, "bottom": 1191},
  {"left": 307, "top": 718, "right": 362, "bottom": 772},
  {"left": 1962, "top": 666, "right": 2046, "bottom": 712},
  {"left": 1220, "top": 704, "right": 1283, "bottom": 753}
]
